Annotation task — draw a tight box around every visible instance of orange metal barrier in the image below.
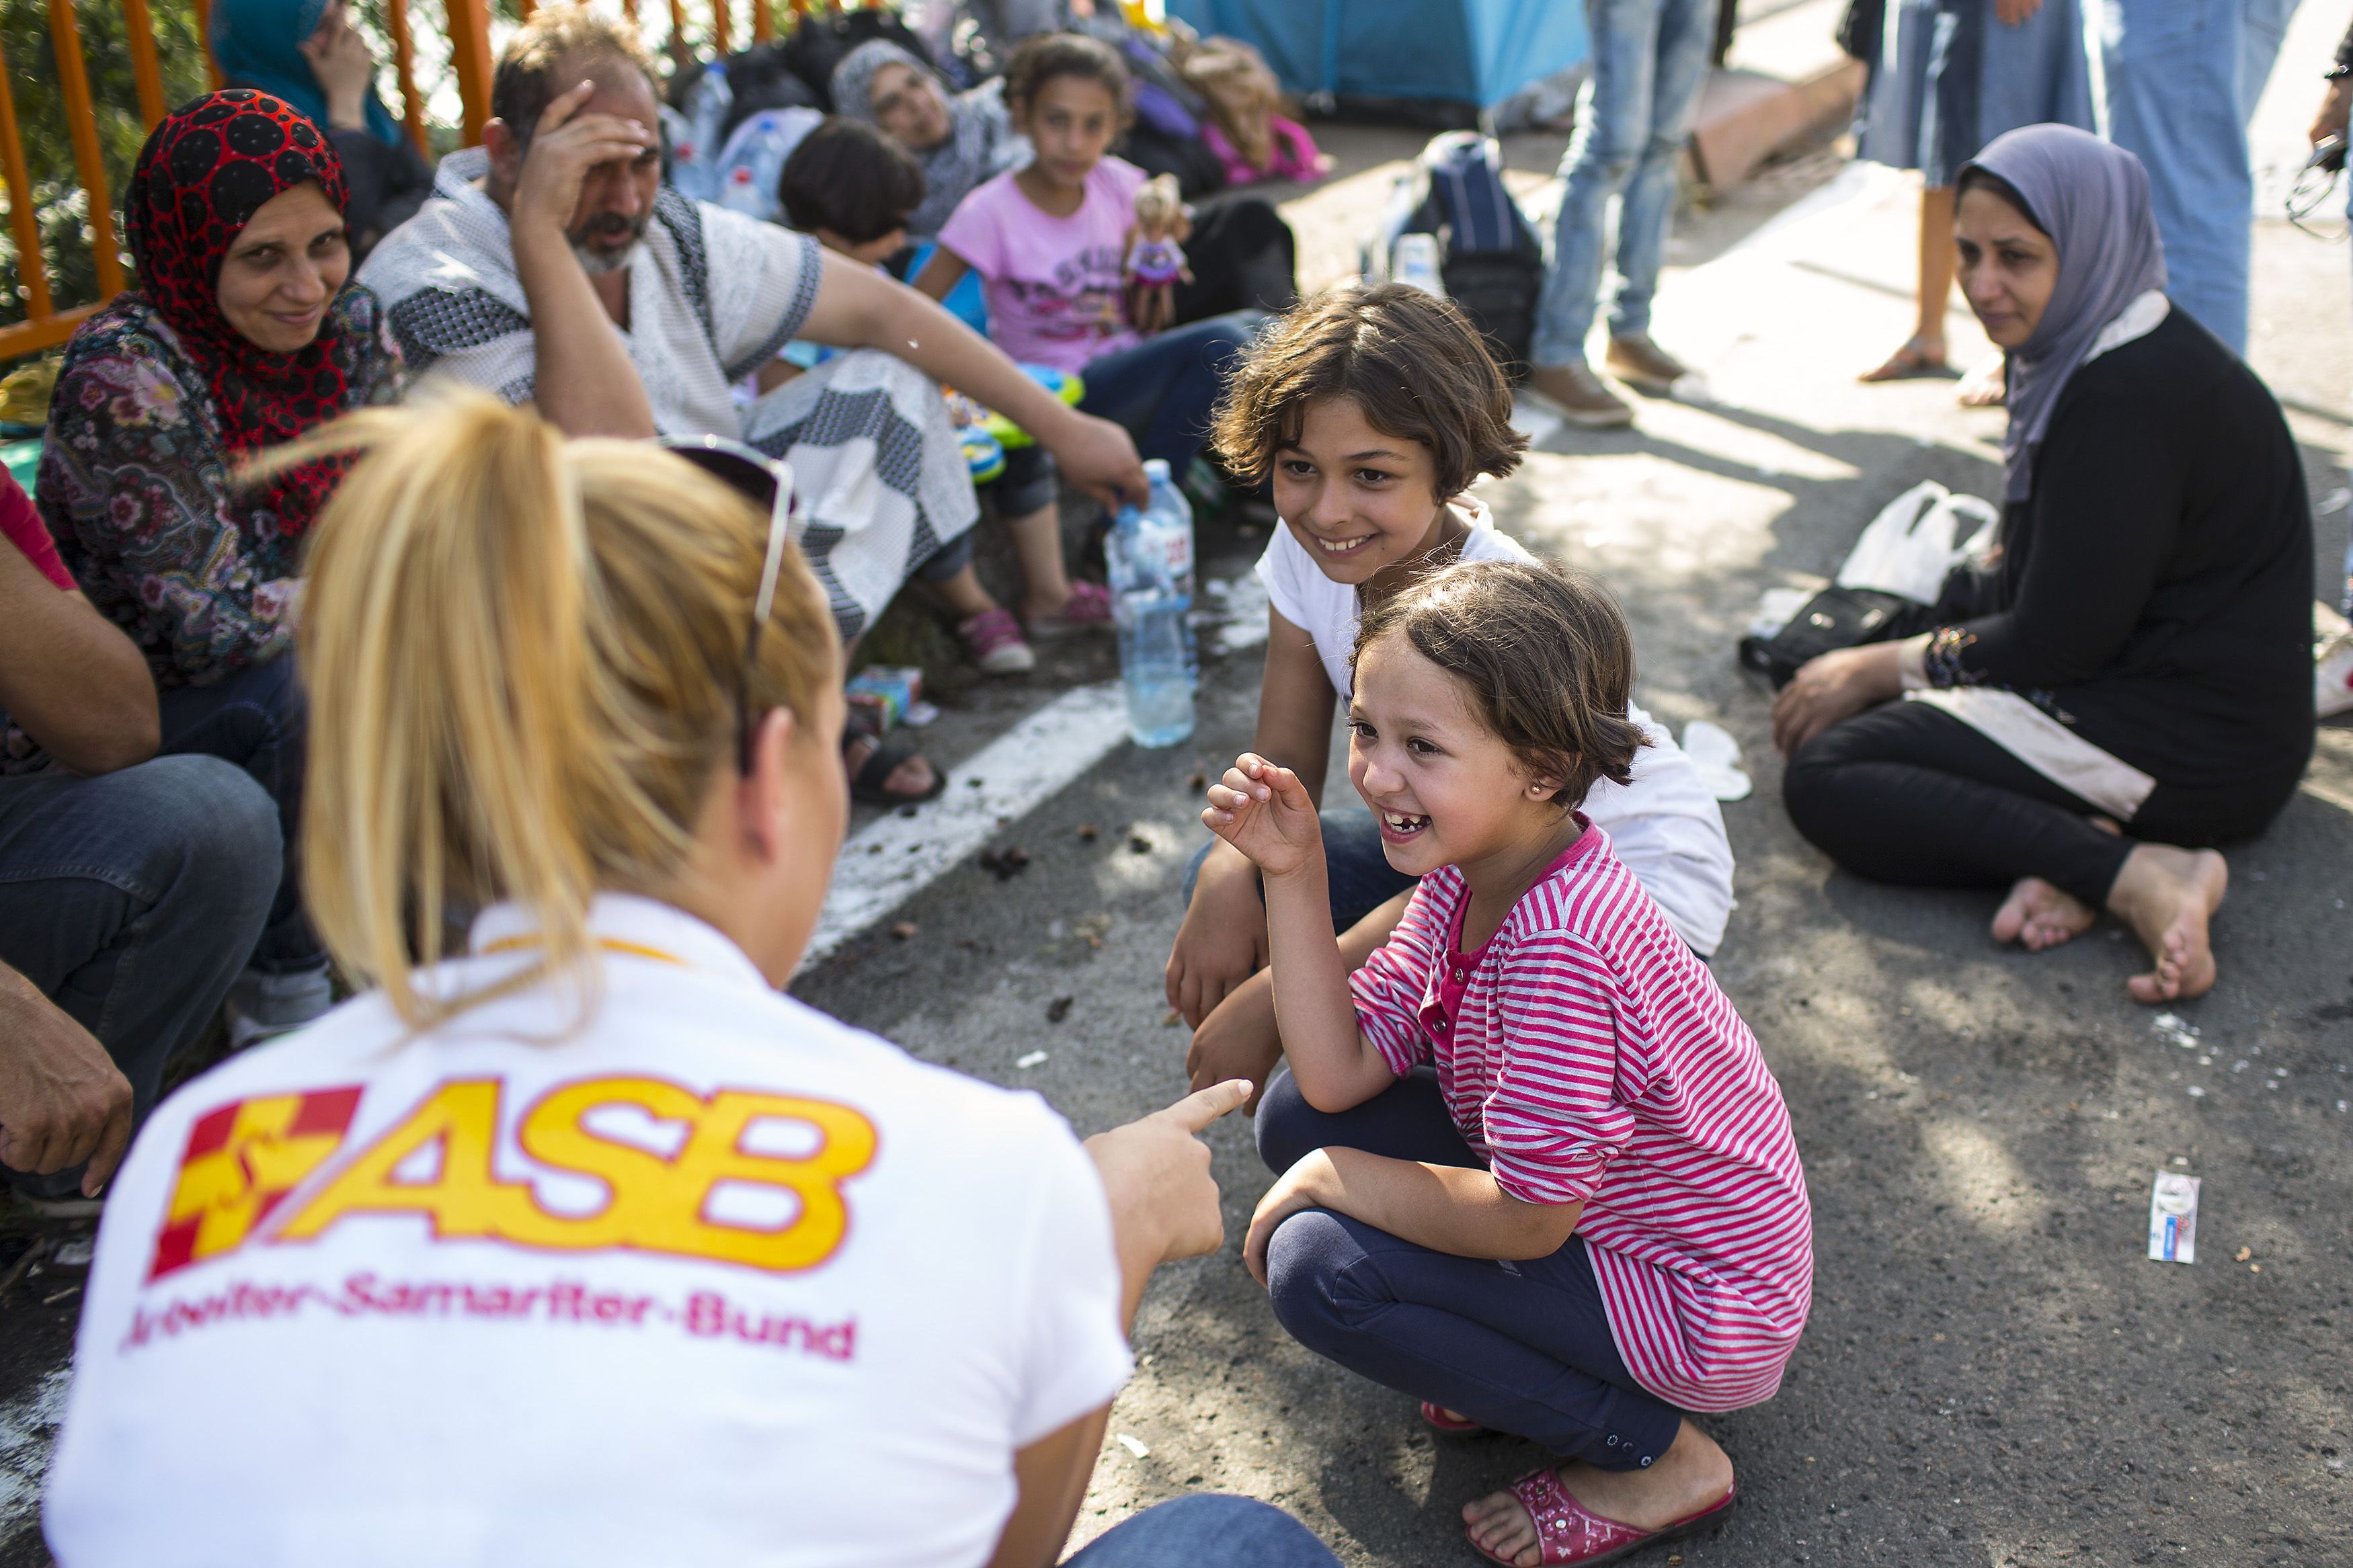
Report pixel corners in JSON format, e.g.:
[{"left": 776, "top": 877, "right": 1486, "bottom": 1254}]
[{"left": 0, "top": 0, "right": 888, "bottom": 360}]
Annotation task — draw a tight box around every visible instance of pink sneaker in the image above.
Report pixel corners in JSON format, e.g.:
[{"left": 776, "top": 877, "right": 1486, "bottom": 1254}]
[
  {"left": 1025, "top": 579, "right": 1115, "bottom": 641},
  {"left": 957, "top": 607, "right": 1035, "bottom": 674}
]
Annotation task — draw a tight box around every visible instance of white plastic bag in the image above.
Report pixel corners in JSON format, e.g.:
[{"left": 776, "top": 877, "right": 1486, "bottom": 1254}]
[{"left": 1835, "top": 480, "right": 1999, "bottom": 604}]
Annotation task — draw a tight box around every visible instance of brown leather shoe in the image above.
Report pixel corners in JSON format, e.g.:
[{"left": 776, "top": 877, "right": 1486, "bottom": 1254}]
[
  {"left": 1521, "top": 362, "right": 1634, "bottom": 428},
  {"left": 1605, "top": 333, "right": 1693, "bottom": 395}
]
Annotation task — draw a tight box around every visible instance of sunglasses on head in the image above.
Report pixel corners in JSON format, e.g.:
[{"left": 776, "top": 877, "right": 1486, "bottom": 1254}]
[{"left": 655, "top": 435, "right": 797, "bottom": 776}]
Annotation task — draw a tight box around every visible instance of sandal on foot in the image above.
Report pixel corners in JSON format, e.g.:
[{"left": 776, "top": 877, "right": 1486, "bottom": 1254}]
[
  {"left": 1468, "top": 1469, "right": 1737, "bottom": 1567},
  {"left": 957, "top": 607, "right": 1035, "bottom": 674},
  {"left": 844, "top": 727, "right": 947, "bottom": 808},
  {"left": 1859, "top": 338, "right": 1950, "bottom": 382},
  {"left": 1025, "top": 579, "right": 1115, "bottom": 640},
  {"left": 1422, "top": 1401, "right": 1487, "bottom": 1436}
]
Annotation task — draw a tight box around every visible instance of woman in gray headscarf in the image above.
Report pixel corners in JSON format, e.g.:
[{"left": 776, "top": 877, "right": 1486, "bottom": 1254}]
[
  {"left": 1773, "top": 124, "right": 2313, "bottom": 1007},
  {"left": 832, "top": 40, "right": 1029, "bottom": 239}
]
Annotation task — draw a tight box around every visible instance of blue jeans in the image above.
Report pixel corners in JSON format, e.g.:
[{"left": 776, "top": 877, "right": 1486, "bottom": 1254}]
[
  {"left": 2097, "top": 0, "right": 2294, "bottom": 357},
  {"left": 0, "top": 755, "right": 280, "bottom": 1197},
  {"left": 1179, "top": 811, "right": 1420, "bottom": 935},
  {"left": 1064, "top": 1495, "right": 1339, "bottom": 1567},
  {"left": 157, "top": 657, "right": 320, "bottom": 975},
  {"left": 1530, "top": 0, "right": 1717, "bottom": 364},
  {"left": 1257, "top": 1067, "right": 1688, "bottom": 1469},
  {"left": 1079, "top": 312, "right": 1263, "bottom": 472}
]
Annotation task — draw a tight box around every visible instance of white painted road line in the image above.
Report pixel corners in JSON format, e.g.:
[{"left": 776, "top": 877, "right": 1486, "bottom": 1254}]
[
  {"left": 0, "top": 1366, "right": 68, "bottom": 1539},
  {"left": 801, "top": 681, "right": 1131, "bottom": 972}
]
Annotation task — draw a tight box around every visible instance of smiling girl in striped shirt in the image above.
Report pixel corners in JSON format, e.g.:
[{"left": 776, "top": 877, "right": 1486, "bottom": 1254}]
[{"left": 1202, "top": 560, "right": 1813, "bottom": 1567}]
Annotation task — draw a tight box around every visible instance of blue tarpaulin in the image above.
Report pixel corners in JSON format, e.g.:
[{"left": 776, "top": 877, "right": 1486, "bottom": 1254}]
[{"left": 1162, "top": 0, "right": 1586, "bottom": 110}]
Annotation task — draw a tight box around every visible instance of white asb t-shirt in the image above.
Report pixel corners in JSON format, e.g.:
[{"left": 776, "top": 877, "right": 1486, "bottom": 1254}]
[
  {"left": 45, "top": 896, "right": 1130, "bottom": 1568},
  {"left": 1255, "top": 503, "right": 1737, "bottom": 954}
]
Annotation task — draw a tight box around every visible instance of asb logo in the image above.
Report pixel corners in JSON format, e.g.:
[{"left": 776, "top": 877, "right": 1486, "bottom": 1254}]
[
  {"left": 149, "top": 1087, "right": 364, "bottom": 1281},
  {"left": 147, "top": 1077, "right": 878, "bottom": 1281}
]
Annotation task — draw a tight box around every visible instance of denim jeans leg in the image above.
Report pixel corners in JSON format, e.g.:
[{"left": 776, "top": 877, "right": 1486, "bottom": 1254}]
[
  {"left": 156, "top": 657, "right": 321, "bottom": 974},
  {"left": 1063, "top": 1495, "right": 1341, "bottom": 1568},
  {"left": 1078, "top": 311, "right": 1265, "bottom": 470},
  {"left": 2100, "top": 0, "right": 2251, "bottom": 354},
  {"left": 1530, "top": 0, "right": 1659, "bottom": 366},
  {"left": 0, "top": 757, "right": 280, "bottom": 1196},
  {"left": 1608, "top": 0, "right": 1717, "bottom": 339},
  {"left": 1179, "top": 813, "right": 1417, "bottom": 935},
  {"left": 1254, "top": 1069, "right": 1687, "bottom": 1466}
]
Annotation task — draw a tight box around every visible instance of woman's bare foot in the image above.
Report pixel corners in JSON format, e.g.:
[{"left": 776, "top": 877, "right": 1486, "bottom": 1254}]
[
  {"left": 2106, "top": 844, "right": 2228, "bottom": 1003},
  {"left": 1462, "top": 1419, "right": 1733, "bottom": 1566},
  {"left": 1992, "top": 876, "right": 2098, "bottom": 951},
  {"left": 1861, "top": 335, "right": 1949, "bottom": 382},
  {"left": 1957, "top": 354, "right": 2007, "bottom": 407}
]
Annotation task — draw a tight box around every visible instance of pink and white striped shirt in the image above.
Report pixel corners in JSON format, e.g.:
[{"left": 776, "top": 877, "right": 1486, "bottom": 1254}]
[{"left": 1347, "top": 821, "right": 1813, "bottom": 1413}]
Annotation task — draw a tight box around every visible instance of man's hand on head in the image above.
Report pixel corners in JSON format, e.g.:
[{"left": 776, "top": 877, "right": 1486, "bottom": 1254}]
[{"left": 507, "top": 79, "right": 655, "bottom": 249}]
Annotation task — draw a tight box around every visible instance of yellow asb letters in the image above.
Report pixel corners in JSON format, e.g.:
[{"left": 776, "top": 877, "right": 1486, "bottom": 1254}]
[{"left": 271, "top": 1075, "right": 877, "bottom": 1274}]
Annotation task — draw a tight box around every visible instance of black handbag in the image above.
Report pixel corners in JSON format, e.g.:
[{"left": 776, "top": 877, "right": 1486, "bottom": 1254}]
[{"left": 1738, "top": 587, "right": 1918, "bottom": 689}]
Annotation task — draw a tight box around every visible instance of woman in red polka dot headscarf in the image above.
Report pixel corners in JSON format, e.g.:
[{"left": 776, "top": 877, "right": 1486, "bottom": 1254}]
[{"left": 37, "top": 87, "right": 406, "bottom": 1047}]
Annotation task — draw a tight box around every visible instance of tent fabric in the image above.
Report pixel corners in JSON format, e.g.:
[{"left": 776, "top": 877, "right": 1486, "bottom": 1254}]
[{"left": 1164, "top": 0, "right": 1587, "bottom": 110}]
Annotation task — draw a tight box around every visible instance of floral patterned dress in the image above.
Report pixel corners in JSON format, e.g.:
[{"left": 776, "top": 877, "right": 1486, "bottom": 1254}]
[{"left": 38, "top": 286, "right": 401, "bottom": 690}]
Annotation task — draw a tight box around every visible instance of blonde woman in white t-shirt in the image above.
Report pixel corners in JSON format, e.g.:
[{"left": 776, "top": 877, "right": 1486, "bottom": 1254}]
[
  {"left": 43, "top": 395, "right": 1340, "bottom": 1568},
  {"left": 1170, "top": 286, "right": 1735, "bottom": 1104}
]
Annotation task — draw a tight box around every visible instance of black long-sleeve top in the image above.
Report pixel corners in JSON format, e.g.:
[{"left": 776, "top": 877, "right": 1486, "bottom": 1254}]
[{"left": 1924, "top": 308, "right": 2315, "bottom": 793}]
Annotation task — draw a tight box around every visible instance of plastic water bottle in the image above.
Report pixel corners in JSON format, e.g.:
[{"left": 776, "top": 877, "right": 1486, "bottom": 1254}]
[
  {"left": 1391, "top": 232, "right": 1447, "bottom": 298},
  {"left": 713, "top": 107, "right": 824, "bottom": 224},
  {"left": 672, "top": 61, "right": 732, "bottom": 203},
  {"left": 1107, "top": 458, "right": 1196, "bottom": 748}
]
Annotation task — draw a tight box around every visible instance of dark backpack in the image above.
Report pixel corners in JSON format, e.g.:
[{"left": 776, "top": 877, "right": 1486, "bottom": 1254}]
[
  {"left": 1412, "top": 132, "right": 1545, "bottom": 379},
  {"left": 781, "top": 7, "right": 936, "bottom": 110}
]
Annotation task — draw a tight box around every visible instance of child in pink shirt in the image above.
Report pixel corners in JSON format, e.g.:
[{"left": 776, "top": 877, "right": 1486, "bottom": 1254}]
[{"left": 916, "top": 33, "right": 1261, "bottom": 477}]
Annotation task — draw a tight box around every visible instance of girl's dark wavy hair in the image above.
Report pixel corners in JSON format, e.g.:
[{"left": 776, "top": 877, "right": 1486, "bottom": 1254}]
[
  {"left": 1003, "top": 30, "right": 1133, "bottom": 123},
  {"left": 1353, "top": 559, "right": 1648, "bottom": 806},
  {"left": 1210, "top": 283, "right": 1527, "bottom": 501}
]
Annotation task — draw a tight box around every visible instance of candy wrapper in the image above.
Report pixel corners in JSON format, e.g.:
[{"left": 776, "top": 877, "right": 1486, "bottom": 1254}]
[
  {"left": 846, "top": 666, "right": 923, "bottom": 732},
  {"left": 2147, "top": 1170, "right": 2200, "bottom": 1264}
]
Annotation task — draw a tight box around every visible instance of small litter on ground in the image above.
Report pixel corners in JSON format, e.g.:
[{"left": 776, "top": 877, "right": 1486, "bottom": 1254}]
[{"left": 1015, "top": 1050, "right": 1048, "bottom": 1069}]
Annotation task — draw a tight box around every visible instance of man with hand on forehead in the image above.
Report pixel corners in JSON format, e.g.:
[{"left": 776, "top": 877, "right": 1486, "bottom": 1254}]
[{"left": 360, "top": 6, "right": 1146, "bottom": 780}]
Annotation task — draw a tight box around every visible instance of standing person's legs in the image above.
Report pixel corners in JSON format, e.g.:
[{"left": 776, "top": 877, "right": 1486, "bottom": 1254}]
[
  {"left": 2099, "top": 0, "right": 2254, "bottom": 354},
  {"left": 1605, "top": 0, "right": 1717, "bottom": 347},
  {"left": 1255, "top": 1068, "right": 1687, "bottom": 1466},
  {"left": 155, "top": 658, "right": 331, "bottom": 1038},
  {"left": 0, "top": 758, "right": 280, "bottom": 1197},
  {"left": 1064, "top": 1495, "right": 1340, "bottom": 1568},
  {"left": 1531, "top": 0, "right": 1659, "bottom": 372},
  {"left": 1078, "top": 312, "right": 1263, "bottom": 471}
]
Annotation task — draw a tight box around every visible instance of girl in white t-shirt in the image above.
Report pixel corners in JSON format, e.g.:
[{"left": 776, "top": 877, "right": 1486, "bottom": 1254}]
[
  {"left": 1170, "top": 284, "right": 1735, "bottom": 1100},
  {"left": 44, "top": 395, "right": 1337, "bottom": 1568}
]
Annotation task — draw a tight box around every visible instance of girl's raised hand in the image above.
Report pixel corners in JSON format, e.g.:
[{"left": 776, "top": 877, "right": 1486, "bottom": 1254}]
[{"left": 1202, "top": 753, "right": 1321, "bottom": 880}]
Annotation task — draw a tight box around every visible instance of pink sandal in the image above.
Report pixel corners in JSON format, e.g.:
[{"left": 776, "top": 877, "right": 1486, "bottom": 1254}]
[
  {"left": 1025, "top": 579, "right": 1115, "bottom": 640},
  {"left": 1467, "top": 1468, "right": 1736, "bottom": 1567},
  {"left": 1421, "top": 1401, "right": 1486, "bottom": 1436}
]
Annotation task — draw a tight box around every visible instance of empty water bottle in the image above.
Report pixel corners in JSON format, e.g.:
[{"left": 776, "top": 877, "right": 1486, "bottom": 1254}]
[
  {"left": 670, "top": 62, "right": 733, "bottom": 203},
  {"left": 1391, "top": 232, "right": 1447, "bottom": 298},
  {"left": 1107, "top": 458, "right": 1196, "bottom": 748}
]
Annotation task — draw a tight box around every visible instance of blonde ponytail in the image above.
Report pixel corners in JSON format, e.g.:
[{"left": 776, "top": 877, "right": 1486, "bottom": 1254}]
[{"left": 269, "top": 392, "right": 837, "bottom": 1028}]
